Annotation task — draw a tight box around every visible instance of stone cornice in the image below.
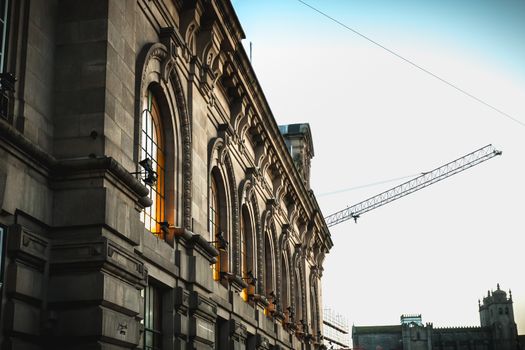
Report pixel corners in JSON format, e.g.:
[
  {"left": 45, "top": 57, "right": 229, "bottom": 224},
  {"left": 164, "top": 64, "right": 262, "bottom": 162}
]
[
  {"left": 0, "top": 119, "right": 152, "bottom": 207},
  {"left": 224, "top": 35, "right": 332, "bottom": 246},
  {"left": 173, "top": 227, "right": 219, "bottom": 264},
  {"left": 211, "top": 0, "right": 245, "bottom": 47}
]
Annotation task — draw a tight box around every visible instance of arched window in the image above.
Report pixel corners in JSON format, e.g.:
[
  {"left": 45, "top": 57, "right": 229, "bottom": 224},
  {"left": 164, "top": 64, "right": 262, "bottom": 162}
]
[
  {"left": 281, "top": 252, "right": 289, "bottom": 312},
  {"left": 310, "top": 283, "right": 318, "bottom": 337},
  {"left": 209, "top": 170, "right": 230, "bottom": 284},
  {"left": 0, "top": 0, "right": 10, "bottom": 72},
  {"left": 140, "top": 89, "right": 165, "bottom": 237},
  {"left": 263, "top": 229, "right": 276, "bottom": 317},
  {"left": 264, "top": 231, "right": 274, "bottom": 295},
  {"left": 294, "top": 270, "right": 302, "bottom": 322},
  {"left": 209, "top": 174, "right": 222, "bottom": 281},
  {"left": 240, "top": 205, "right": 254, "bottom": 302},
  {"left": 0, "top": 0, "right": 12, "bottom": 120}
]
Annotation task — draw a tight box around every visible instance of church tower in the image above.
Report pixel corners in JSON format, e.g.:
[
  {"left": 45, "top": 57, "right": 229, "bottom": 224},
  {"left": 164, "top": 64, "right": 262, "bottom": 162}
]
[{"left": 479, "top": 284, "right": 518, "bottom": 350}]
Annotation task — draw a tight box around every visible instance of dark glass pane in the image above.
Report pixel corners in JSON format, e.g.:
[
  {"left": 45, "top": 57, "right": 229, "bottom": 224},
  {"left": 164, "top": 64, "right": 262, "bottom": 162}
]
[
  {"left": 0, "top": 226, "right": 4, "bottom": 283},
  {"left": 144, "top": 284, "right": 162, "bottom": 350},
  {"left": 0, "top": 0, "right": 8, "bottom": 72}
]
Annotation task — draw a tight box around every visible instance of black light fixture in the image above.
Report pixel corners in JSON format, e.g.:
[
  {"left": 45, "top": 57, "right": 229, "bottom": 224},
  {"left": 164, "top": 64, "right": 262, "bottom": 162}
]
[
  {"left": 242, "top": 270, "right": 257, "bottom": 285},
  {"left": 317, "top": 331, "right": 323, "bottom": 341},
  {"left": 268, "top": 291, "right": 279, "bottom": 304},
  {"left": 287, "top": 306, "right": 295, "bottom": 320},
  {"left": 131, "top": 158, "right": 158, "bottom": 186},
  {"left": 159, "top": 221, "right": 170, "bottom": 238},
  {"left": 208, "top": 231, "right": 228, "bottom": 251},
  {"left": 139, "top": 158, "right": 158, "bottom": 186}
]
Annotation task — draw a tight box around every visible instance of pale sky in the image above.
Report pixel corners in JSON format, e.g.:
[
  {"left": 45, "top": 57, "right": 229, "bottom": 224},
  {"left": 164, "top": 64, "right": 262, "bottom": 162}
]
[{"left": 232, "top": 0, "right": 525, "bottom": 339}]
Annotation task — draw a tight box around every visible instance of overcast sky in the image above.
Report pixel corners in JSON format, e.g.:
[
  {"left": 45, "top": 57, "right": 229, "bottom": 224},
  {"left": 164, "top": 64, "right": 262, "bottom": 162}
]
[{"left": 231, "top": 0, "right": 525, "bottom": 337}]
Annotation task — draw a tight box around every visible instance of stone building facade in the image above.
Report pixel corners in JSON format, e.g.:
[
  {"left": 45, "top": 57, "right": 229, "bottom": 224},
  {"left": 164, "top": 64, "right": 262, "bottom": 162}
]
[
  {"left": 0, "top": 0, "right": 333, "bottom": 349},
  {"left": 352, "top": 285, "right": 522, "bottom": 350}
]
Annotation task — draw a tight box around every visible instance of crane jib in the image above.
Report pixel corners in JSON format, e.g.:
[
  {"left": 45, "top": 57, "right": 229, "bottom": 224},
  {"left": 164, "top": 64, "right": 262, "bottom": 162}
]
[{"left": 324, "top": 144, "right": 501, "bottom": 227}]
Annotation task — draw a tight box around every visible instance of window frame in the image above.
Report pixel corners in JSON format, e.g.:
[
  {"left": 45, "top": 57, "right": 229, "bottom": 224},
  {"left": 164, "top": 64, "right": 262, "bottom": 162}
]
[
  {"left": 0, "top": 0, "right": 9, "bottom": 72},
  {"left": 264, "top": 230, "right": 274, "bottom": 295},
  {"left": 0, "top": 225, "right": 5, "bottom": 290},
  {"left": 281, "top": 252, "right": 290, "bottom": 312},
  {"left": 143, "top": 282, "right": 163, "bottom": 350},
  {"left": 240, "top": 204, "right": 255, "bottom": 302},
  {"left": 209, "top": 174, "right": 222, "bottom": 281},
  {"left": 140, "top": 90, "right": 166, "bottom": 237}
]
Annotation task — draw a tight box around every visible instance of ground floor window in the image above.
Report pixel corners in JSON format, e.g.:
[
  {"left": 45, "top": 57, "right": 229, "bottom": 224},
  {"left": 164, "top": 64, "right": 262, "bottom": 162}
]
[
  {"left": 143, "top": 283, "right": 162, "bottom": 350},
  {"left": 0, "top": 225, "right": 5, "bottom": 291}
]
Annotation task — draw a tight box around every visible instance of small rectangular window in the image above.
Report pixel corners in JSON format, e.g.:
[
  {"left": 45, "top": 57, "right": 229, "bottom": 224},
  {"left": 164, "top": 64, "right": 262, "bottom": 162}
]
[
  {"left": 0, "top": 225, "right": 5, "bottom": 291},
  {"left": 143, "top": 283, "right": 163, "bottom": 350},
  {"left": 0, "top": 0, "right": 9, "bottom": 72},
  {"left": 0, "top": 0, "right": 11, "bottom": 120}
]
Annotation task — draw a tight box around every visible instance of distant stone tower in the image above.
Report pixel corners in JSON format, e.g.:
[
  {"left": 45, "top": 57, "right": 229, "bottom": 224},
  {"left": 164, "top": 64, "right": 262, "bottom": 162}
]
[
  {"left": 479, "top": 284, "right": 519, "bottom": 350},
  {"left": 278, "top": 123, "right": 315, "bottom": 190}
]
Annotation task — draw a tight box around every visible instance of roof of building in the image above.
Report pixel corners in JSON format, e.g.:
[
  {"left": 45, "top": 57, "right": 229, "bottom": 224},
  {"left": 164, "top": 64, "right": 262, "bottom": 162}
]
[{"left": 352, "top": 325, "right": 402, "bottom": 335}]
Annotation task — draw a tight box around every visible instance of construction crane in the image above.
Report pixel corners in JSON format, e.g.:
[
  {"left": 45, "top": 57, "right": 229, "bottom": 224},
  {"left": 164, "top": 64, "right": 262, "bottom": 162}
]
[{"left": 324, "top": 144, "right": 502, "bottom": 227}]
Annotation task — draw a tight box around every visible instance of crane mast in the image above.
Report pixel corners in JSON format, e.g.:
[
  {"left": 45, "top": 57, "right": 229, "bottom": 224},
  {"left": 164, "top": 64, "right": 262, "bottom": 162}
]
[{"left": 324, "top": 144, "right": 502, "bottom": 227}]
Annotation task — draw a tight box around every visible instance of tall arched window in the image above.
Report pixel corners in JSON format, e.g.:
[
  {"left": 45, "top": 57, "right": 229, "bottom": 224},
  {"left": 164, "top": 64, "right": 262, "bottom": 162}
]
[
  {"left": 209, "top": 175, "right": 221, "bottom": 281},
  {"left": 140, "top": 90, "right": 165, "bottom": 237},
  {"left": 294, "top": 271, "right": 302, "bottom": 322},
  {"left": 0, "top": 0, "right": 10, "bottom": 72},
  {"left": 310, "top": 282, "right": 319, "bottom": 337},
  {"left": 0, "top": 0, "right": 12, "bottom": 120},
  {"left": 281, "top": 252, "right": 290, "bottom": 313},
  {"left": 264, "top": 231, "right": 274, "bottom": 295},
  {"left": 240, "top": 205, "right": 254, "bottom": 302}
]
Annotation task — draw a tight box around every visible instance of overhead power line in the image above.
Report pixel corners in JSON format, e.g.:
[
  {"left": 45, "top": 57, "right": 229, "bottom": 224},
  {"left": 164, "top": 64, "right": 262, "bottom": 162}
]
[
  {"left": 296, "top": 0, "right": 525, "bottom": 128},
  {"left": 317, "top": 174, "right": 420, "bottom": 197}
]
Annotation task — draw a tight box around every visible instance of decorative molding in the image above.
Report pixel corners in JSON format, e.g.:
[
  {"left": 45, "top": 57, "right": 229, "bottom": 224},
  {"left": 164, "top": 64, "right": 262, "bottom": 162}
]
[
  {"left": 136, "top": 40, "right": 193, "bottom": 229},
  {"left": 0, "top": 119, "right": 151, "bottom": 205},
  {"left": 7, "top": 224, "right": 49, "bottom": 269},
  {"left": 169, "top": 65, "right": 193, "bottom": 230},
  {"left": 51, "top": 237, "right": 147, "bottom": 286}
]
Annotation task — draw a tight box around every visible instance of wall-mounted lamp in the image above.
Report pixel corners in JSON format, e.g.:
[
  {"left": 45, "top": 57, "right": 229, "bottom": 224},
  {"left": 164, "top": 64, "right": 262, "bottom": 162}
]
[
  {"left": 131, "top": 158, "right": 158, "bottom": 186},
  {"left": 159, "top": 221, "right": 171, "bottom": 239},
  {"left": 208, "top": 231, "right": 228, "bottom": 251},
  {"left": 242, "top": 270, "right": 257, "bottom": 285},
  {"left": 268, "top": 291, "right": 279, "bottom": 305},
  {"left": 286, "top": 306, "right": 295, "bottom": 320}
]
